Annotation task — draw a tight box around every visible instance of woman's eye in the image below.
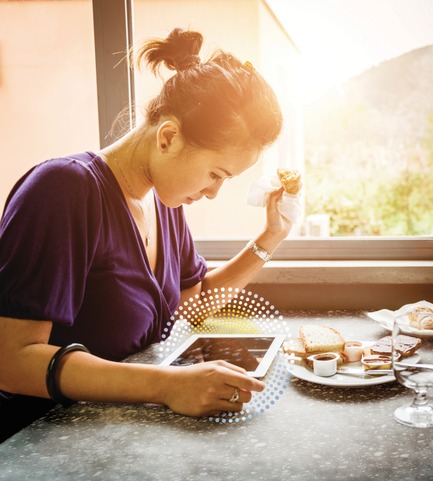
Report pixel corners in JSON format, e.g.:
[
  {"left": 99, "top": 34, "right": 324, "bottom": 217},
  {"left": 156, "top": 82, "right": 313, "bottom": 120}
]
[{"left": 210, "top": 172, "right": 222, "bottom": 181}]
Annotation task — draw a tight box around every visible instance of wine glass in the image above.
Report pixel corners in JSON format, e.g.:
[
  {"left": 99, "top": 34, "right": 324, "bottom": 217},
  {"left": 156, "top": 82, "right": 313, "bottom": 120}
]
[{"left": 392, "top": 314, "right": 433, "bottom": 428}]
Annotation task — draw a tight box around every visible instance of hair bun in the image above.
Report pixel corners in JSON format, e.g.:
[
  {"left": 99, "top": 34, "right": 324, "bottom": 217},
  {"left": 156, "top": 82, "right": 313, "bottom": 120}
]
[
  {"left": 173, "top": 53, "right": 201, "bottom": 71},
  {"left": 167, "top": 28, "right": 202, "bottom": 71},
  {"left": 137, "top": 28, "right": 203, "bottom": 74}
]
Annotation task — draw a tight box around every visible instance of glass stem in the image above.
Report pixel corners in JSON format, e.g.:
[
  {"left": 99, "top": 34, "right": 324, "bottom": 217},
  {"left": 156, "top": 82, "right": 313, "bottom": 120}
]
[{"left": 412, "top": 389, "right": 429, "bottom": 407}]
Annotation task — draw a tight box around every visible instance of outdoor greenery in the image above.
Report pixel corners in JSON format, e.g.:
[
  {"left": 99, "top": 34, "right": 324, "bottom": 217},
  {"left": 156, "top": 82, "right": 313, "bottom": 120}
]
[
  {"left": 305, "top": 117, "right": 433, "bottom": 236},
  {"left": 303, "top": 47, "right": 433, "bottom": 237}
]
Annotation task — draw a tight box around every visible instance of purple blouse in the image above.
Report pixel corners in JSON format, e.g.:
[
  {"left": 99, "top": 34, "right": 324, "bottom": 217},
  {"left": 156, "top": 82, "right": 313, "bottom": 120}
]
[{"left": 0, "top": 152, "right": 207, "bottom": 362}]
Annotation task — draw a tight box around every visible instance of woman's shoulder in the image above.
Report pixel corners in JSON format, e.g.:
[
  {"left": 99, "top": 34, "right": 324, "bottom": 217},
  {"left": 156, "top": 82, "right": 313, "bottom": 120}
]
[
  {"left": 30, "top": 152, "right": 99, "bottom": 183},
  {"left": 20, "top": 152, "right": 102, "bottom": 193},
  {"left": 4, "top": 153, "right": 103, "bottom": 212}
]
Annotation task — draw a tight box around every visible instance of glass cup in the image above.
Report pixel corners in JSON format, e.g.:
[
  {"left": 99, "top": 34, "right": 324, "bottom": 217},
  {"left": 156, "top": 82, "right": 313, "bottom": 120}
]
[{"left": 392, "top": 314, "right": 433, "bottom": 428}]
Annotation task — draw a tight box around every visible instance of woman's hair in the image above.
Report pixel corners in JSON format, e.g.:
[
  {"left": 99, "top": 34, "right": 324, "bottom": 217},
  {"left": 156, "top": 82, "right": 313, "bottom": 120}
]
[{"left": 135, "top": 28, "right": 283, "bottom": 152}]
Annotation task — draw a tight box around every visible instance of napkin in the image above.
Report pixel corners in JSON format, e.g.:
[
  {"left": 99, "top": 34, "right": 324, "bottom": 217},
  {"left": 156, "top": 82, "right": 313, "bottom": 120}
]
[
  {"left": 246, "top": 174, "right": 302, "bottom": 223},
  {"left": 367, "top": 300, "right": 433, "bottom": 329}
]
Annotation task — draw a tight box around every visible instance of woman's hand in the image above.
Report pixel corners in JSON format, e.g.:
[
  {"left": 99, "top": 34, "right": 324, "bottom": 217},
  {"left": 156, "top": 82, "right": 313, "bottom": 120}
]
[
  {"left": 160, "top": 361, "right": 265, "bottom": 417},
  {"left": 264, "top": 186, "right": 292, "bottom": 241}
]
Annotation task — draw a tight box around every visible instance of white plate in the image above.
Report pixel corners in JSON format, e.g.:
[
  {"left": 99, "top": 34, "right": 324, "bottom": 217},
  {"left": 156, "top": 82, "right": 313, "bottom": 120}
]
[
  {"left": 287, "top": 353, "right": 421, "bottom": 388},
  {"left": 366, "top": 300, "right": 433, "bottom": 338}
]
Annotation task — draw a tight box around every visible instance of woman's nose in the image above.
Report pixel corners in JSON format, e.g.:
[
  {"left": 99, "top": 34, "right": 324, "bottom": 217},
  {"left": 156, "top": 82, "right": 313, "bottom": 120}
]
[{"left": 201, "top": 180, "right": 223, "bottom": 200}]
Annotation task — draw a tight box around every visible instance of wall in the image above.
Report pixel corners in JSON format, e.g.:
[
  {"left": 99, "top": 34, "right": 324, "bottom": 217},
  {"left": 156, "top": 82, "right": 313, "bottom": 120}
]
[{"left": 0, "top": 0, "right": 99, "bottom": 211}]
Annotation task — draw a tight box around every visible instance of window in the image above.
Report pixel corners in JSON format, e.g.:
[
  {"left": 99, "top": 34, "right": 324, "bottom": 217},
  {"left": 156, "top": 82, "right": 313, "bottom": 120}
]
[
  {"left": 131, "top": 0, "right": 433, "bottom": 243},
  {"left": 2, "top": 1, "right": 431, "bottom": 266},
  {"left": 269, "top": 0, "right": 433, "bottom": 240},
  {"left": 131, "top": 0, "right": 433, "bottom": 261}
]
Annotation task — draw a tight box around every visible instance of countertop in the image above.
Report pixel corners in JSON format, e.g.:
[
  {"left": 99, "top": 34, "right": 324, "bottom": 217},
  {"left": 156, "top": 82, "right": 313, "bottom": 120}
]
[{"left": 1, "top": 310, "right": 432, "bottom": 481}]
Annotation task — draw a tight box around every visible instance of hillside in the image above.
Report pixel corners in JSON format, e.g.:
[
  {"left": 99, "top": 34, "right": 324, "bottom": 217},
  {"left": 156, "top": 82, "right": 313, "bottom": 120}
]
[{"left": 305, "top": 45, "right": 433, "bottom": 151}]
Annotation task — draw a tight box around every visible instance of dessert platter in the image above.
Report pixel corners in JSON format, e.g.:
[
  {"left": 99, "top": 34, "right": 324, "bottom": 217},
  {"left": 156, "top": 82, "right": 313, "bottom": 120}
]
[
  {"left": 283, "top": 324, "right": 421, "bottom": 387},
  {"left": 366, "top": 301, "right": 433, "bottom": 338}
]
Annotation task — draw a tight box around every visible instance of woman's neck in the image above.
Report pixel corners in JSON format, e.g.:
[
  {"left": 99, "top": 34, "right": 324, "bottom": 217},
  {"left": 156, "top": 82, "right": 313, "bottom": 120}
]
[{"left": 100, "top": 128, "right": 153, "bottom": 200}]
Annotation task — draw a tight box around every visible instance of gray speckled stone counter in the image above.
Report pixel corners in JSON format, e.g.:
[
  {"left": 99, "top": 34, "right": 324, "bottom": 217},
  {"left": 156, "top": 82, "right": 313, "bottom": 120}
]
[{"left": 1, "top": 311, "right": 432, "bottom": 481}]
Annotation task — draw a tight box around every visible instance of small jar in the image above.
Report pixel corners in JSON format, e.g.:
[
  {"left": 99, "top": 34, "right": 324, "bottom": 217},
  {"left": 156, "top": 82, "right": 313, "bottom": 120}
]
[
  {"left": 344, "top": 341, "right": 363, "bottom": 362},
  {"left": 307, "top": 352, "right": 340, "bottom": 377}
]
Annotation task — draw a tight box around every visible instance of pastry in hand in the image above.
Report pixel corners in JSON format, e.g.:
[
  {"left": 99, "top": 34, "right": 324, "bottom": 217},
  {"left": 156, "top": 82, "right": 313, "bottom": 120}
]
[
  {"left": 277, "top": 168, "right": 302, "bottom": 195},
  {"left": 408, "top": 306, "right": 433, "bottom": 330}
]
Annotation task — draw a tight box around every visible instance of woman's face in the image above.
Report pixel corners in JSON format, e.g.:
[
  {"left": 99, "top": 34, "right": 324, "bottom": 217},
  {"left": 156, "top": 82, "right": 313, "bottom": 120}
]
[{"left": 152, "top": 147, "right": 259, "bottom": 208}]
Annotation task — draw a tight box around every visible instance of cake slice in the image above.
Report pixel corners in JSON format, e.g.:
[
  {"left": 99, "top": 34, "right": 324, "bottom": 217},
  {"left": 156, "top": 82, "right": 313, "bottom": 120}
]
[{"left": 300, "top": 324, "right": 345, "bottom": 354}]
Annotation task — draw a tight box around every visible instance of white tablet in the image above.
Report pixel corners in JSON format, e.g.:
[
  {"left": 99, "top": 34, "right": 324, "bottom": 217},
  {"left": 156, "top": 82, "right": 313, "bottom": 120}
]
[{"left": 160, "top": 334, "right": 285, "bottom": 378}]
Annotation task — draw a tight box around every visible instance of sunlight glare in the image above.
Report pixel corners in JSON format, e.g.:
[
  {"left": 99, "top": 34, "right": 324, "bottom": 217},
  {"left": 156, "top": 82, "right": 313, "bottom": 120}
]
[{"left": 267, "top": 0, "right": 433, "bottom": 103}]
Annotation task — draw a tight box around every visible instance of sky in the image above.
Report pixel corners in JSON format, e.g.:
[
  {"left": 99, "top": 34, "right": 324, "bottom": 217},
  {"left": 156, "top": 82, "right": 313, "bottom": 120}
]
[{"left": 267, "top": 0, "right": 433, "bottom": 100}]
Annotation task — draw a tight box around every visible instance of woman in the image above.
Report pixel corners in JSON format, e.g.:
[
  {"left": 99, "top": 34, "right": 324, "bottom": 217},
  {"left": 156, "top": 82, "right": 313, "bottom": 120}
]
[{"left": 0, "top": 28, "right": 290, "bottom": 440}]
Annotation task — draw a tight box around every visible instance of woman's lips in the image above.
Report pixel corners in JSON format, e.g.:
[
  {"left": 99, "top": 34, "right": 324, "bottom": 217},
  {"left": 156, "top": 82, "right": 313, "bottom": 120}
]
[{"left": 185, "top": 196, "right": 202, "bottom": 204}]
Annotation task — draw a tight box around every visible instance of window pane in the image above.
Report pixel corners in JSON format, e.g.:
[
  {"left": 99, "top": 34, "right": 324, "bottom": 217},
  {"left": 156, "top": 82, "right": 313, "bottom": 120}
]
[
  {"left": 0, "top": 0, "right": 99, "bottom": 211},
  {"left": 132, "top": 0, "right": 433, "bottom": 239},
  {"left": 269, "top": 0, "right": 433, "bottom": 237}
]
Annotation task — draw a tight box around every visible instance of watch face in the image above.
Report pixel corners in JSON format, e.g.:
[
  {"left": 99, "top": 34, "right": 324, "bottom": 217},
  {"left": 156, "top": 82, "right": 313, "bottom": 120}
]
[{"left": 248, "top": 241, "right": 270, "bottom": 261}]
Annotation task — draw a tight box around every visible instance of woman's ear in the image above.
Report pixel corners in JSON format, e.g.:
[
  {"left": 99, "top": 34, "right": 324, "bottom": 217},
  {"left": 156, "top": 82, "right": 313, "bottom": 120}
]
[{"left": 156, "top": 119, "right": 183, "bottom": 154}]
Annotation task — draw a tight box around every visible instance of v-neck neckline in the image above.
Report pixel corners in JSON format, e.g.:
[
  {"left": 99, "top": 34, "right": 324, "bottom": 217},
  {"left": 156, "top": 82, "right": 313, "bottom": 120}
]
[{"left": 92, "top": 153, "right": 163, "bottom": 281}]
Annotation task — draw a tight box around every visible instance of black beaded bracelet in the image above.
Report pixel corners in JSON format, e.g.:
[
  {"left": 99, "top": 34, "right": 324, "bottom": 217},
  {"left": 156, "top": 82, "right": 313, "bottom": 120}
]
[{"left": 46, "top": 343, "right": 90, "bottom": 406}]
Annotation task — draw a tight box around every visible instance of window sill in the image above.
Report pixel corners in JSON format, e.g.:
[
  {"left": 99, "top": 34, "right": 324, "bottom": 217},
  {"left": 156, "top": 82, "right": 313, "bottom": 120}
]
[
  {"left": 207, "top": 259, "right": 433, "bottom": 285},
  {"left": 206, "top": 260, "right": 433, "bottom": 309}
]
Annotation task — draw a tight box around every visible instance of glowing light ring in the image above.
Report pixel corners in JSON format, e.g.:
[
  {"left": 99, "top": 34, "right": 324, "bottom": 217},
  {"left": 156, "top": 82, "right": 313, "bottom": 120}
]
[{"left": 158, "top": 288, "right": 292, "bottom": 424}]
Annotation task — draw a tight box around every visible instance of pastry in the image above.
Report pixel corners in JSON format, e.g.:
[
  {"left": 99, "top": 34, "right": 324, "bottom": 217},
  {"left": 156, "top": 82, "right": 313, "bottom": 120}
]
[
  {"left": 408, "top": 306, "right": 433, "bottom": 330},
  {"left": 395, "top": 334, "right": 422, "bottom": 357},
  {"left": 370, "top": 335, "right": 422, "bottom": 358},
  {"left": 276, "top": 168, "right": 302, "bottom": 195},
  {"left": 362, "top": 355, "right": 393, "bottom": 371}
]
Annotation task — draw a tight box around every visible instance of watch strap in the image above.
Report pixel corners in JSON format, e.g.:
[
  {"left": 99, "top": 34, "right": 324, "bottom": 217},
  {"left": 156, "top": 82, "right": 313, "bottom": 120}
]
[{"left": 246, "top": 240, "right": 272, "bottom": 262}]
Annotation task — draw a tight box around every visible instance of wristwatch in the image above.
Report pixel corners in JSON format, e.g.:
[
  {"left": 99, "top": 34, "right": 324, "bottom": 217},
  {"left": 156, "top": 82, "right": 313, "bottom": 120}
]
[{"left": 246, "top": 240, "right": 272, "bottom": 262}]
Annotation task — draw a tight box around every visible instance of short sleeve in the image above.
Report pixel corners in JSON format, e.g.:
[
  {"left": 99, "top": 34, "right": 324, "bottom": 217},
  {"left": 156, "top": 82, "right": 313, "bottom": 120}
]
[{"left": 0, "top": 159, "right": 102, "bottom": 324}]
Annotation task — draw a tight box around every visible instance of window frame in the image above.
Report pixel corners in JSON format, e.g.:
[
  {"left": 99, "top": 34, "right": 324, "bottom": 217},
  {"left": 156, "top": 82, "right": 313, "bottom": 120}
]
[
  {"left": 195, "top": 237, "right": 433, "bottom": 261},
  {"left": 92, "top": 2, "right": 433, "bottom": 264},
  {"left": 93, "top": 0, "right": 135, "bottom": 148}
]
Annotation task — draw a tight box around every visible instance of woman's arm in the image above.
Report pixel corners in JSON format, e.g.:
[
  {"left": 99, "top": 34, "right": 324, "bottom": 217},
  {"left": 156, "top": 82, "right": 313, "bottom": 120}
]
[
  {"left": 180, "top": 187, "right": 291, "bottom": 303},
  {"left": 0, "top": 316, "right": 264, "bottom": 416}
]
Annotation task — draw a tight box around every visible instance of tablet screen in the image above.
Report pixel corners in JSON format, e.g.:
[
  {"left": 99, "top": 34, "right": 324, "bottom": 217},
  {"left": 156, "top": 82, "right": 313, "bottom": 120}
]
[{"left": 160, "top": 334, "right": 285, "bottom": 378}]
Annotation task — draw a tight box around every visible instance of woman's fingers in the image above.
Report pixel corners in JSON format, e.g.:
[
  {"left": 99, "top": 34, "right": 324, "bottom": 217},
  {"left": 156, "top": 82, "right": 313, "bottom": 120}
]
[
  {"left": 161, "top": 361, "right": 266, "bottom": 417},
  {"left": 210, "top": 360, "right": 265, "bottom": 393},
  {"left": 267, "top": 186, "right": 284, "bottom": 204},
  {"left": 221, "top": 385, "right": 253, "bottom": 404},
  {"left": 209, "top": 359, "right": 246, "bottom": 374},
  {"left": 265, "top": 186, "right": 292, "bottom": 237}
]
